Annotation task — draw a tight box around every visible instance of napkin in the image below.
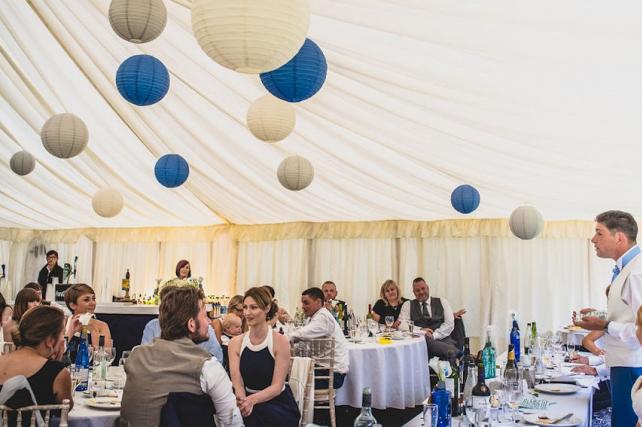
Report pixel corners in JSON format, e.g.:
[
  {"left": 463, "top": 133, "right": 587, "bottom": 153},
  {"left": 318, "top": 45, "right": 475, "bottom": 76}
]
[{"left": 79, "top": 313, "right": 94, "bottom": 326}]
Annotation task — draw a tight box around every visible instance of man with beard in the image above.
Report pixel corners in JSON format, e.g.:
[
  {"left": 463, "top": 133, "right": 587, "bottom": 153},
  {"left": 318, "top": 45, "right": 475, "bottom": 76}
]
[{"left": 121, "top": 286, "right": 241, "bottom": 426}]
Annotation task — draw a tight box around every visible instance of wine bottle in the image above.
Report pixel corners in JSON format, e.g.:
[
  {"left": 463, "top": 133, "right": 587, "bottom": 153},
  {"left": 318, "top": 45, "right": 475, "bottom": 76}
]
[
  {"left": 482, "top": 326, "right": 496, "bottom": 379},
  {"left": 461, "top": 337, "right": 475, "bottom": 387},
  {"left": 524, "top": 322, "right": 532, "bottom": 356},
  {"left": 471, "top": 359, "right": 490, "bottom": 410},
  {"left": 97, "top": 334, "right": 108, "bottom": 380},
  {"left": 366, "top": 304, "right": 373, "bottom": 320},
  {"left": 446, "top": 350, "right": 461, "bottom": 417},
  {"left": 531, "top": 322, "right": 538, "bottom": 349},
  {"left": 354, "top": 387, "right": 378, "bottom": 426},
  {"left": 61, "top": 337, "right": 72, "bottom": 368},
  {"left": 75, "top": 325, "right": 90, "bottom": 391},
  {"left": 510, "top": 313, "right": 521, "bottom": 362}
]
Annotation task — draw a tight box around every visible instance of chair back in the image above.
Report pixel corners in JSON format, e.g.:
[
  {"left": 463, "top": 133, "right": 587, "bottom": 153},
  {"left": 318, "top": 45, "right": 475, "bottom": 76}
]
[
  {"left": 288, "top": 356, "right": 313, "bottom": 426},
  {"left": 0, "top": 398, "right": 70, "bottom": 427},
  {"left": 160, "top": 392, "right": 215, "bottom": 427}
]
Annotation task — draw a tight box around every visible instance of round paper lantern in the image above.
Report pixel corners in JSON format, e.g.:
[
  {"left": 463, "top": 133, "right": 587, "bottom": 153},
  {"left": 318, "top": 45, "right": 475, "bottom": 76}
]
[
  {"left": 92, "top": 188, "right": 124, "bottom": 218},
  {"left": 509, "top": 205, "right": 544, "bottom": 240},
  {"left": 155, "top": 154, "right": 189, "bottom": 188},
  {"left": 116, "top": 55, "right": 169, "bottom": 106},
  {"left": 246, "top": 95, "right": 296, "bottom": 142},
  {"left": 277, "top": 155, "right": 313, "bottom": 191},
  {"left": 260, "top": 38, "right": 327, "bottom": 102},
  {"left": 10, "top": 151, "right": 36, "bottom": 176},
  {"left": 41, "top": 113, "right": 88, "bottom": 158},
  {"left": 108, "top": 0, "right": 167, "bottom": 43},
  {"left": 191, "top": 0, "right": 310, "bottom": 74},
  {"left": 451, "top": 184, "right": 480, "bottom": 214}
]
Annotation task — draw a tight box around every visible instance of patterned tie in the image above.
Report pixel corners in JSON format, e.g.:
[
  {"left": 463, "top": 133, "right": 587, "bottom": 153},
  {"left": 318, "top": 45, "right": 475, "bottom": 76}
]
[
  {"left": 422, "top": 302, "right": 429, "bottom": 318},
  {"left": 612, "top": 265, "right": 621, "bottom": 283}
]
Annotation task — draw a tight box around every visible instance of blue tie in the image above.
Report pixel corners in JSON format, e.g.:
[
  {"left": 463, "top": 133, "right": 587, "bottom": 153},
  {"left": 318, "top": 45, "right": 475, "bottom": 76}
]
[{"left": 612, "top": 265, "right": 621, "bottom": 283}]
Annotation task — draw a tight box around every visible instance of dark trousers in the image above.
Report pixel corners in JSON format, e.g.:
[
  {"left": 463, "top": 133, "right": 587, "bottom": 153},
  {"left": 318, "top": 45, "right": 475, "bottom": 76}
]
[
  {"left": 426, "top": 336, "right": 459, "bottom": 360},
  {"left": 315, "top": 370, "right": 346, "bottom": 390},
  {"left": 611, "top": 366, "right": 642, "bottom": 427}
]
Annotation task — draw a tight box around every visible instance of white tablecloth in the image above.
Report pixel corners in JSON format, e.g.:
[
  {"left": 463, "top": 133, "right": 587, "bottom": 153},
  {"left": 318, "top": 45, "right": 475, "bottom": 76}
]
[
  {"left": 69, "top": 396, "right": 120, "bottom": 427},
  {"left": 336, "top": 337, "right": 430, "bottom": 410}
]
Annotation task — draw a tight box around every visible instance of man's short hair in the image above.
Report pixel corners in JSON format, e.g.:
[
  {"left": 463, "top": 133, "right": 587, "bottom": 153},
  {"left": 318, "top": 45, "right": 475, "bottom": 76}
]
[
  {"left": 302, "top": 287, "right": 325, "bottom": 302},
  {"left": 24, "top": 282, "right": 42, "bottom": 293},
  {"left": 64, "top": 284, "right": 95, "bottom": 313},
  {"left": 412, "top": 277, "right": 426, "bottom": 285},
  {"left": 321, "top": 281, "right": 335, "bottom": 288},
  {"left": 596, "top": 210, "right": 638, "bottom": 243},
  {"left": 46, "top": 250, "right": 58, "bottom": 258},
  {"left": 159, "top": 286, "right": 204, "bottom": 341}
]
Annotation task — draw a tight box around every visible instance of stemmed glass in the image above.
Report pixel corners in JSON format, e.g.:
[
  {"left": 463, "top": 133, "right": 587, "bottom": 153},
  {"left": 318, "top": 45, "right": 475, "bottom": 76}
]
[
  {"left": 367, "top": 319, "right": 379, "bottom": 339},
  {"left": 384, "top": 316, "right": 394, "bottom": 333}
]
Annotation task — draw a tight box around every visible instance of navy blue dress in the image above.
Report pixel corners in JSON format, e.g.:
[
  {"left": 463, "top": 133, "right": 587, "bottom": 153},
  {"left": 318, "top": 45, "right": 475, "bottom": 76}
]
[{"left": 239, "top": 330, "right": 300, "bottom": 427}]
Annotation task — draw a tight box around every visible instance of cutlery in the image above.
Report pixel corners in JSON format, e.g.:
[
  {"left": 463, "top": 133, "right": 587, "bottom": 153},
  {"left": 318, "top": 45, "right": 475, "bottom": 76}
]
[{"left": 550, "top": 413, "right": 573, "bottom": 424}]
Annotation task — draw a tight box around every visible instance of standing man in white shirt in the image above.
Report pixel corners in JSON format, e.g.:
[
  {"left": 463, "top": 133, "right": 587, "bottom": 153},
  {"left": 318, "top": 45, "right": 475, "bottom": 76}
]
[
  {"left": 574, "top": 210, "right": 642, "bottom": 427},
  {"left": 287, "top": 287, "right": 349, "bottom": 389},
  {"left": 398, "top": 277, "right": 459, "bottom": 359}
]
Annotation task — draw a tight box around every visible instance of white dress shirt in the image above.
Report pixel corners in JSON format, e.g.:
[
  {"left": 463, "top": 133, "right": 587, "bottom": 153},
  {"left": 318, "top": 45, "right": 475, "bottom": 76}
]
[
  {"left": 287, "top": 307, "right": 349, "bottom": 373},
  {"left": 200, "top": 358, "right": 243, "bottom": 425},
  {"left": 398, "top": 297, "right": 455, "bottom": 340}
]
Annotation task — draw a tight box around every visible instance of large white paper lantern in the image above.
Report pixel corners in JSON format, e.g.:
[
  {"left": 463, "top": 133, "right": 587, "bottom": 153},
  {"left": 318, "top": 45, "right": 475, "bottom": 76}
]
[
  {"left": 109, "top": 0, "right": 167, "bottom": 43},
  {"left": 41, "top": 113, "right": 88, "bottom": 159},
  {"left": 277, "top": 155, "right": 313, "bottom": 191},
  {"left": 10, "top": 151, "right": 36, "bottom": 176},
  {"left": 509, "top": 205, "right": 544, "bottom": 240},
  {"left": 191, "top": 0, "right": 310, "bottom": 74},
  {"left": 246, "top": 95, "right": 296, "bottom": 142},
  {"left": 92, "top": 188, "right": 124, "bottom": 218}
]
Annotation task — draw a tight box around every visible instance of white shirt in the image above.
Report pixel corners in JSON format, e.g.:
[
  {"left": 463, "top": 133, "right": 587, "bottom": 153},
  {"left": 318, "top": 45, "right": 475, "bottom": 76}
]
[
  {"left": 200, "top": 358, "right": 243, "bottom": 425},
  {"left": 287, "top": 307, "right": 349, "bottom": 373},
  {"left": 398, "top": 297, "right": 455, "bottom": 340}
]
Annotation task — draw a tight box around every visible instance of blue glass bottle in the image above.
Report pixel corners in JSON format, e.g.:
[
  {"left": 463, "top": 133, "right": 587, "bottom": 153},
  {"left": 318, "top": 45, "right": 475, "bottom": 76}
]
[
  {"left": 75, "top": 325, "right": 90, "bottom": 391},
  {"left": 510, "top": 314, "right": 521, "bottom": 363},
  {"left": 431, "top": 381, "right": 452, "bottom": 427}
]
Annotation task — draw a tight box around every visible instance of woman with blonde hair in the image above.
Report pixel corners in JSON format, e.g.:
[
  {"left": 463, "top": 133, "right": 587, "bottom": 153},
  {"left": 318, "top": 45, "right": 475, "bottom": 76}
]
[
  {"left": 212, "top": 295, "right": 247, "bottom": 343},
  {"left": 372, "top": 279, "right": 408, "bottom": 328},
  {"left": 228, "top": 287, "right": 299, "bottom": 426}
]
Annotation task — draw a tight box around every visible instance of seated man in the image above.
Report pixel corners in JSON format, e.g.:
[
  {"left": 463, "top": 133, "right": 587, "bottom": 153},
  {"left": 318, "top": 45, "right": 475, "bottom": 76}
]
[
  {"left": 398, "top": 277, "right": 459, "bottom": 359},
  {"left": 121, "top": 286, "right": 241, "bottom": 426},
  {"left": 322, "top": 280, "right": 348, "bottom": 319},
  {"left": 287, "top": 287, "right": 349, "bottom": 389},
  {"left": 141, "top": 285, "right": 224, "bottom": 364}
]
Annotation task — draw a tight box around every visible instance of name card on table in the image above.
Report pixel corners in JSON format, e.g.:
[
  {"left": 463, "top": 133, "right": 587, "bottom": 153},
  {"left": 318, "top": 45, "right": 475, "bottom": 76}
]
[{"left": 519, "top": 396, "right": 552, "bottom": 410}]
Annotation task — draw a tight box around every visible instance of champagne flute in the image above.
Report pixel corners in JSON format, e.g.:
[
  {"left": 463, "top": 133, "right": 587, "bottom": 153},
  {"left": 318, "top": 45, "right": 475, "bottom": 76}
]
[{"left": 384, "top": 316, "right": 394, "bottom": 333}]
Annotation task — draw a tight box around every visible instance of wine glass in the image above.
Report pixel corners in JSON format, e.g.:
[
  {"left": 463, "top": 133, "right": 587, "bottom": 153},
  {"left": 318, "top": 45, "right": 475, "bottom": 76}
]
[
  {"left": 106, "top": 347, "right": 117, "bottom": 365},
  {"left": 367, "top": 319, "right": 379, "bottom": 338},
  {"left": 384, "top": 316, "right": 394, "bottom": 332}
]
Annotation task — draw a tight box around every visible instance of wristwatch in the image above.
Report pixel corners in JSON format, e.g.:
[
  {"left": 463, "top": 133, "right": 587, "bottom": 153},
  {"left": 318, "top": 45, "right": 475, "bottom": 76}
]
[{"left": 603, "top": 320, "right": 611, "bottom": 332}]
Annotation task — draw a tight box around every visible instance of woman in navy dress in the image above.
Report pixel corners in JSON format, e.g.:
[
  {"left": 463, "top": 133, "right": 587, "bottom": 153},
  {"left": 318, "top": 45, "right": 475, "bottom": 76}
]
[{"left": 228, "top": 287, "right": 300, "bottom": 427}]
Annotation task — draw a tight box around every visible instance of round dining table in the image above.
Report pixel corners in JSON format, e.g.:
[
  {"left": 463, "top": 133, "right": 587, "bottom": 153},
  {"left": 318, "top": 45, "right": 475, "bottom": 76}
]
[
  {"left": 68, "top": 395, "right": 120, "bottom": 427},
  {"left": 335, "top": 336, "right": 430, "bottom": 410}
]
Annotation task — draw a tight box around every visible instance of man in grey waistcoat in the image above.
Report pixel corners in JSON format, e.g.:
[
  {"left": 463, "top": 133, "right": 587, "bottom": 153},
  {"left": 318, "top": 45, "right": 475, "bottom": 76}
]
[{"left": 398, "top": 277, "right": 459, "bottom": 359}]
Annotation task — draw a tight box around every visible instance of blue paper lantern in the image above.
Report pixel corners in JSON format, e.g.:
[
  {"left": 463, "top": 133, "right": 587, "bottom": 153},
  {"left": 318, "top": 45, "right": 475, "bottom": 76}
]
[
  {"left": 116, "top": 55, "right": 169, "bottom": 106},
  {"left": 154, "top": 154, "right": 189, "bottom": 188},
  {"left": 451, "top": 184, "right": 480, "bottom": 214},
  {"left": 260, "top": 38, "right": 327, "bottom": 103}
]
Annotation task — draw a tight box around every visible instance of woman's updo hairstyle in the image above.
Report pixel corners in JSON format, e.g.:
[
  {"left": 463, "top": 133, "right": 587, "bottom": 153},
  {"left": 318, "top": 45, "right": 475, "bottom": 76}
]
[
  {"left": 11, "top": 305, "right": 64, "bottom": 348},
  {"left": 244, "top": 286, "right": 278, "bottom": 321}
]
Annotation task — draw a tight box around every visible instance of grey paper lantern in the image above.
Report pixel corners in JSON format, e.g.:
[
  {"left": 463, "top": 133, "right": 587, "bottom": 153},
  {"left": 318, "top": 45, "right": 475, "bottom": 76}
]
[
  {"left": 246, "top": 95, "right": 296, "bottom": 142},
  {"left": 109, "top": 0, "right": 167, "bottom": 43},
  {"left": 10, "top": 151, "right": 36, "bottom": 176},
  {"left": 509, "top": 205, "right": 544, "bottom": 240},
  {"left": 92, "top": 188, "right": 124, "bottom": 218},
  {"left": 277, "top": 155, "right": 314, "bottom": 191},
  {"left": 41, "top": 113, "right": 88, "bottom": 159}
]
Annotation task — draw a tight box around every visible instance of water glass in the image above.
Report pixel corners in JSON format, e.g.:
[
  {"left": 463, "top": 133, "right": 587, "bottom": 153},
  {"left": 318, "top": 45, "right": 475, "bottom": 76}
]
[
  {"left": 385, "top": 316, "right": 394, "bottom": 331},
  {"left": 422, "top": 403, "right": 438, "bottom": 427}
]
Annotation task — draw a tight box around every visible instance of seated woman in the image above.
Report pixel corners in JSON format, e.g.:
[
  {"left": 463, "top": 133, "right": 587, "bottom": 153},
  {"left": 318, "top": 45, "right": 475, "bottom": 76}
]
[
  {"left": 372, "top": 279, "right": 408, "bottom": 327},
  {"left": 212, "top": 294, "right": 245, "bottom": 343},
  {"left": 0, "top": 292, "right": 13, "bottom": 329},
  {"left": 176, "top": 259, "right": 191, "bottom": 280},
  {"left": 63, "top": 284, "right": 111, "bottom": 350},
  {"left": 3, "top": 288, "right": 41, "bottom": 342},
  {"left": 0, "top": 305, "right": 73, "bottom": 424},
  {"left": 228, "top": 287, "right": 300, "bottom": 427}
]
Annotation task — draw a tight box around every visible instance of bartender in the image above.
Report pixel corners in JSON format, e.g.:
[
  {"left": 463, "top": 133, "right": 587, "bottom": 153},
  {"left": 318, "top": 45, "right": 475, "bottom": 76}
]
[{"left": 37, "top": 250, "right": 64, "bottom": 300}]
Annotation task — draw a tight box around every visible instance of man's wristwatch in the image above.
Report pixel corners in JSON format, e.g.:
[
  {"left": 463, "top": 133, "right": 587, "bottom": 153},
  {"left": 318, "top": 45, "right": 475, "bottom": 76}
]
[{"left": 603, "top": 320, "right": 611, "bottom": 332}]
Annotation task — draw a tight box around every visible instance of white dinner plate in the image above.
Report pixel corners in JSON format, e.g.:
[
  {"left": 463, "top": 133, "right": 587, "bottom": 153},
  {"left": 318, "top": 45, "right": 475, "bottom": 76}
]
[
  {"left": 85, "top": 397, "right": 121, "bottom": 410},
  {"left": 522, "top": 413, "right": 582, "bottom": 426},
  {"left": 534, "top": 383, "right": 580, "bottom": 395}
]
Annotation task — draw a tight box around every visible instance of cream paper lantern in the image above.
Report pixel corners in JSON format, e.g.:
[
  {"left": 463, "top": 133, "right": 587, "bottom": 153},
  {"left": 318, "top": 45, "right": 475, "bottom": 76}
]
[
  {"left": 191, "top": 0, "right": 310, "bottom": 74},
  {"left": 509, "top": 205, "right": 544, "bottom": 240},
  {"left": 41, "top": 113, "right": 88, "bottom": 159},
  {"left": 109, "top": 0, "right": 167, "bottom": 43},
  {"left": 10, "top": 151, "right": 36, "bottom": 176},
  {"left": 92, "top": 188, "right": 124, "bottom": 218},
  {"left": 246, "top": 95, "right": 296, "bottom": 142},
  {"left": 277, "top": 155, "right": 313, "bottom": 191}
]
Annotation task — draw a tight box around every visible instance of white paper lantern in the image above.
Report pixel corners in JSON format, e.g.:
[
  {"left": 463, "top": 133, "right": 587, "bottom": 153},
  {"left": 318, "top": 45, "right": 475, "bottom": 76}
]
[
  {"left": 10, "top": 151, "right": 36, "bottom": 176},
  {"left": 277, "top": 155, "right": 313, "bottom": 191},
  {"left": 92, "top": 188, "right": 124, "bottom": 218},
  {"left": 109, "top": 0, "right": 167, "bottom": 43},
  {"left": 509, "top": 205, "right": 544, "bottom": 240},
  {"left": 41, "top": 113, "right": 88, "bottom": 159},
  {"left": 246, "top": 95, "right": 296, "bottom": 142},
  {"left": 191, "top": 0, "right": 310, "bottom": 74}
]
